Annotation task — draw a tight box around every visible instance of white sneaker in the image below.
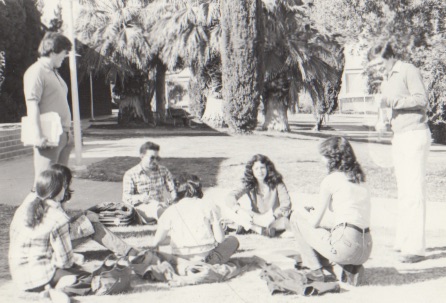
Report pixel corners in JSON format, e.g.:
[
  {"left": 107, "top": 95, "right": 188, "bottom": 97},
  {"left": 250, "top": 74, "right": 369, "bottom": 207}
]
[{"left": 49, "top": 288, "right": 71, "bottom": 303}]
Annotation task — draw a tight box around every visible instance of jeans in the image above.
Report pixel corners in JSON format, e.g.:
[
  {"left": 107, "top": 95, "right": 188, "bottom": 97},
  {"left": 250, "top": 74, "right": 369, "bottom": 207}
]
[
  {"left": 71, "top": 221, "right": 133, "bottom": 256},
  {"left": 290, "top": 212, "right": 372, "bottom": 270},
  {"left": 205, "top": 236, "right": 240, "bottom": 265},
  {"left": 392, "top": 128, "right": 431, "bottom": 256},
  {"left": 33, "top": 131, "right": 74, "bottom": 186}
]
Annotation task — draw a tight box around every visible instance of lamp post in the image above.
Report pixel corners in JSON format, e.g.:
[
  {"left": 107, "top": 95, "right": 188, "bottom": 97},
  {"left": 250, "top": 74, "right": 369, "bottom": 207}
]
[{"left": 65, "top": 0, "right": 83, "bottom": 167}]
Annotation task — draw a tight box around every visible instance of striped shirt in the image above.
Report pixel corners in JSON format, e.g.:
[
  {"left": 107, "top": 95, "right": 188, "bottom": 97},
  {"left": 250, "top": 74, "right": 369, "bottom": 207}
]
[
  {"left": 9, "top": 199, "right": 74, "bottom": 290},
  {"left": 122, "top": 164, "right": 176, "bottom": 206}
]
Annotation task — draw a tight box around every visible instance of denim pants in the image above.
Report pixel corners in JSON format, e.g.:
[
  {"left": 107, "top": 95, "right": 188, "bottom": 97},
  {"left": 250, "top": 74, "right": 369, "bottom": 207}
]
[
  {"left": 71, "top": 221, "right": 133, "bottom": 256},
  {"left": 33, "top": 131, "right": 74, "bottom": 186},
  {"left": 205, "top": 236, "right": 240, "bottom": 265},
  {"left": 392, "top": 128, "right": 431, "bottom": 256},
  {"left": 290, "top": 212, "right": 372, "bottom": 270}
]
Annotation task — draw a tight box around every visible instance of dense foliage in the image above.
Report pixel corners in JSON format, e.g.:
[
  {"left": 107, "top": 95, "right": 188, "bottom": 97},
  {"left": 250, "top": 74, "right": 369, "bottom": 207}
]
[
  {"left": 0, "top": 0, "right": 43, "bottom": 123},
  {"left": 220, "top": 0, "right": 265, "bottom": 133},
  {"left": 311, "top": 0, "right": 446, "bottom": 143}
]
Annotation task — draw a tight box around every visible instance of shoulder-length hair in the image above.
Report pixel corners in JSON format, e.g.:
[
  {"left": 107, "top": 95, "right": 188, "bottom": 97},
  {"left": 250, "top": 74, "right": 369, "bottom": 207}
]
[
  {"left": 50, "top": 164, "right": 73, "bottom": 202},
  {"left": 319, "top": 136, "right": 365, "bottom": 184},
  {"left": 26, "top": 170, "right": 65, "bottom": 228},
  {"left": 174, "top": 173, "right": 203, "bottom": 200},
  {"left": 242, "top": 154, "right": 283, "bottom": 190}
]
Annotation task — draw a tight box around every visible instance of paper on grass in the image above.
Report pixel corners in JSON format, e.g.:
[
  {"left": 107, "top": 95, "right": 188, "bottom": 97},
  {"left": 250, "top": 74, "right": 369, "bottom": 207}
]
[{"left": 21, "top": 112, "right": 63, "bottom": 147}]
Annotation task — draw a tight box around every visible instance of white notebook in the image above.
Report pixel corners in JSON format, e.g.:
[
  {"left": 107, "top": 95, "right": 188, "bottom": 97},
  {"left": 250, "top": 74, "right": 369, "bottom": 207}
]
[{"left": 21, "top": 112, "right": 63, "bottom": 147}]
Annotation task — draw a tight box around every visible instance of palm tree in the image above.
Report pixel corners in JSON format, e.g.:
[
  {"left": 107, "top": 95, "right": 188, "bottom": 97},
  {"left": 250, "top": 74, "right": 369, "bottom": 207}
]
[
  {"left": 76, "top": 0, "right": 155, "bottom": 125},
  {"left": 144, "top": 0, "right": 221, "bottom": 121},
  {"left": 262, "top": 0, "right": 340, "bottom": 131}
]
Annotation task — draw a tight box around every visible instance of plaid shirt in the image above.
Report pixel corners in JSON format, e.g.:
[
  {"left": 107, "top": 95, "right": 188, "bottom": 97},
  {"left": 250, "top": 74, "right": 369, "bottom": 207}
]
[
  {"left": 122, "top": 163, "right": 176, "bottom": 206},
  {"left": 9, "top": 199, "right": 74, "bottom": 290}
]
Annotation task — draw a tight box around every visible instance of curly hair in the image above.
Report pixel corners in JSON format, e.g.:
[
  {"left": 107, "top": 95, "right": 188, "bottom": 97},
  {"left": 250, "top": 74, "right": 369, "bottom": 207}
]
[
  {"left": 242, "top": 154, "right": 283, "bottom": 190},
  {"left": 174, "top": 172, "right": 204, "bottom": 200},
  {"left": 319, "top": 136, "right": 365, "bottom": 184}
]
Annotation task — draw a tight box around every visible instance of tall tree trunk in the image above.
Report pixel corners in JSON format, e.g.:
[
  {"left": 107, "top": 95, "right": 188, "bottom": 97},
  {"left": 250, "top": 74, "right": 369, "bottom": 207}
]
[
  {"left": 220, "top": 0, "right": 264, "bottom": 133},
  {"left": 202, "top": 95, "right": 226, "bottom": 128},
  {"left": 117, "top": 95, "right": 148, "bottom": 126},
  {"left": 154, "top": 57, "right": 167, "bottom": 123},
  {"left": 188, "top": 60, "right": 207, "bottom": 119},
  {"left": 111, "top": 77, "right": 147, "bottom": 126},
  {"left": 263, "top": 96, "right": 289, "bottom": 131}
]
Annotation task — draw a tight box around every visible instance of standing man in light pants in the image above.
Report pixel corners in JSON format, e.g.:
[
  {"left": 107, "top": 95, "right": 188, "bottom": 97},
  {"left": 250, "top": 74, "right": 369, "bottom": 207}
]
[
  {"left": 368, "top": 41, "right": 431, "bottom": 263},
  {"left": 24, "top": 32, "right": 74, "bottom": 189}
]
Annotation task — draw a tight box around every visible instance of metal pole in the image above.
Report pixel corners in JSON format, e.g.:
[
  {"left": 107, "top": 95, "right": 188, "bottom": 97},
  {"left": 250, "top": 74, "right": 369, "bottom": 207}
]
[
  {"left": 89, "top": 70, "right": 95, "bottom": 120},
  {"left": 66, "top": 0, "right": 82, "bottom": 166}
]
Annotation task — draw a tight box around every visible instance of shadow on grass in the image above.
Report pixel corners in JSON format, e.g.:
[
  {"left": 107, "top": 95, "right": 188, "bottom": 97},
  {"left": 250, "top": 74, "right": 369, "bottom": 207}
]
[
  {"left": 75, "top": 156, "right": 227, "bottom": 188},
  {"left": 366, "top": 266, "right": 446, "bottom": 286},
  {"left": 426, "top": 246, "right": 446, "bottom": 252}
]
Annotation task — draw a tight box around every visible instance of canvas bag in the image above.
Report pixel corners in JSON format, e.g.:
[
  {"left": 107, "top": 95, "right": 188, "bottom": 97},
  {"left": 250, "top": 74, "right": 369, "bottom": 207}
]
[{"left": 90, "top": 254, "right": 133, "bottom": 295}]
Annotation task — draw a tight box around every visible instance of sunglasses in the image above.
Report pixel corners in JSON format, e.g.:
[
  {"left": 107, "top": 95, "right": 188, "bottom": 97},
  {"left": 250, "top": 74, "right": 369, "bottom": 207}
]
[{"left": 149, "top": 156, "right": 161, "bottom": 161}]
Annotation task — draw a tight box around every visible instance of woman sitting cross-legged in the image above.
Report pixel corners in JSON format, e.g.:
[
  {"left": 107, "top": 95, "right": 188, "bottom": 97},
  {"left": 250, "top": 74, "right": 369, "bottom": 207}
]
[
  {"left": 148, "top": 173, "right": 239, "bottom": 265},
  {"left": 225, "top": 154, "right": 292, "bottom": 237},
  {"left": 8, "top": 166, "right": 139, "bottom": 300},
  {"left": 290, "top": 137, "right": 373, "bottom": 284}
]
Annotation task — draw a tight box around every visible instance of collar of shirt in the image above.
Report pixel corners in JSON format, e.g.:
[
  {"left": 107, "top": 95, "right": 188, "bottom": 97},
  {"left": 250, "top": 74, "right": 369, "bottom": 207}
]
[
  {"left": 387, "top": 60, "right": 402, "bottom": 78},
  {"left": 137, "top": 163, "right": 161, "bottom": 176},
  {"left": 38, "top": 57, "right": 56, "bottom": 71}
]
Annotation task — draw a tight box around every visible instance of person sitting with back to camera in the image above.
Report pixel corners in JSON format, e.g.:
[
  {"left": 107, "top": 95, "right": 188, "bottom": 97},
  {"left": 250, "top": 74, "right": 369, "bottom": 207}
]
[
  {"left": 148, "top": 173, "right": 239, "bottom": 265},
  {"left": 290, "top": 136, "right": 372, "bottom": 284},
  {"left": 226, "top": 154, "right": 292, "bottom": 237},
  {"left": 122, "top": 141, "right": 177, "bottom": 224}
]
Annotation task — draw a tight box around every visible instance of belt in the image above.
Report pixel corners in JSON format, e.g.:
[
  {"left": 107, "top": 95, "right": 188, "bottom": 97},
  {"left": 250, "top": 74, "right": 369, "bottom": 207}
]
[{"left": 333, "top": 223, "right": 370, "bottom": 234}]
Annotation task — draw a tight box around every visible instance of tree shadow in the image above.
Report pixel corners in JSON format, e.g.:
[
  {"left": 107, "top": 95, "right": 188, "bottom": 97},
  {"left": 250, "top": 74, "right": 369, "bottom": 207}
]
[
  {"left": 365, "top": 266, "right": 446, "bottom": 286},
  {"left": 75, "top": 156, "right": 227, "bottom": 187}
]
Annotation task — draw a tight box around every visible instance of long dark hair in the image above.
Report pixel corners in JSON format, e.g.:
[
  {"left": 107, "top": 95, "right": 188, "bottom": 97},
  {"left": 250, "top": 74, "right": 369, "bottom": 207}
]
[
  {"left": 26, "top": 170, "right": 64, "bottom": 228},
  {"left": 242, "top": 154, "right": 283, "bottom": 190},
  {"left": 174, "top": 173, "right": 204, "bottom": 201},
  {"left": 319, "top": 136, "right": 365, "bottom": 184},
  {"left": 50, "top": 164, "right": 73, "bottom": 203}
]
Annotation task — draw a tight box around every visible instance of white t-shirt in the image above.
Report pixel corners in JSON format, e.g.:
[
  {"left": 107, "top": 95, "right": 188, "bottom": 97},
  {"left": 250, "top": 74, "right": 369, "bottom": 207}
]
[
  {"left": 158, "top": 197, "right": 221, "bottom": 255},
  {"left": 321, "top": 172, "right": 371, "bottom": 229}
]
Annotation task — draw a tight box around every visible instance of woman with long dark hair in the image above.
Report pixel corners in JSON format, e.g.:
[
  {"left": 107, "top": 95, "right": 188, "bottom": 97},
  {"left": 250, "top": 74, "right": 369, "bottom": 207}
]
[
  {"left": 9, "top": 166, "right": 138, "bottom": 300},
  {"left": 290, "top": 137, "right": 372, "bottom": 284},
  {"left": 226, "top": 154, "right": 292, "bottom": 237}
]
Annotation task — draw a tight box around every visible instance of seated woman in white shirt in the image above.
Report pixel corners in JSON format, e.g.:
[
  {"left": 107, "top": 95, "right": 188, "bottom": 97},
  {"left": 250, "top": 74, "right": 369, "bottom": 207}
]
[
  {"left": 149, "top": 173, "right": 239, "bottom": 264},
  {"left": 225, "top": 154, "right": 292, "bottom": 237},
  {"left": 290, "top": 137, "right": 372, "bottom": 284}
]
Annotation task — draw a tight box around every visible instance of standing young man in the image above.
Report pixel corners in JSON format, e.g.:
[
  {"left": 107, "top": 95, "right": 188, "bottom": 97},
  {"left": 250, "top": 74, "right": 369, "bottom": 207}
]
[
  {"left": 122, "top": 141, "right": 177, "bottom": 223},
  {"left": 368, "top": 42, "right": 431, "bottom": 263},
  {"left": 24, "top": 32, "right": 74, "bottom": 187}
]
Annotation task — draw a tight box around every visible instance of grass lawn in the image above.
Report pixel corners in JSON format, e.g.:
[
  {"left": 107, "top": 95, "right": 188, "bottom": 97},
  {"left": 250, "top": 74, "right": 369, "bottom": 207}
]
[{"left": 1, "top": 114, "right": 446, "bottom": 302}]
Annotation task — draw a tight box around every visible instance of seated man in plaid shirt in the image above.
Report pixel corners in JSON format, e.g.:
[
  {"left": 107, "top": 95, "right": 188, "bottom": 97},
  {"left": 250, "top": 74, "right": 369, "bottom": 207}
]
[{"left": 122, "top": 141, "right": 177, "bottom": 223}]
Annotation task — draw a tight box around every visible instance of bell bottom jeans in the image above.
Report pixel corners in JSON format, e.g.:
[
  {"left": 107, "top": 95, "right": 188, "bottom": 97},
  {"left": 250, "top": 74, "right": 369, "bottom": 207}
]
[{"left": 290, "top": 212, "right": 372, "bottom": 270}]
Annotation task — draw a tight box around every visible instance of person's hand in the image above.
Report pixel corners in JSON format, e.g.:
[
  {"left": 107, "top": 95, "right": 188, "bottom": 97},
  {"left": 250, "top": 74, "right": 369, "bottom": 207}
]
[
  {"left": 35, "top": 137, "right": 49, "bottom": 149},
  {"left": 85, "top": 210, "right": 100, "bottom": 223},
  {"left": 374, "top": 94, "right": 389, "bottom": 108}
]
